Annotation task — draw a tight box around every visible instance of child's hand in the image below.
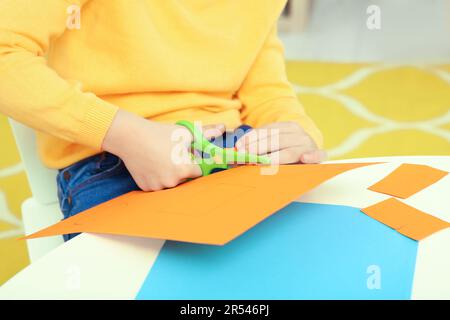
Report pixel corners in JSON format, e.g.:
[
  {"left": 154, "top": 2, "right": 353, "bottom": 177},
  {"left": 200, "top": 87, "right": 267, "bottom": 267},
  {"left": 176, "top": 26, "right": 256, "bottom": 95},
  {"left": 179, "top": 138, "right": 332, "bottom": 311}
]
[
  {"left": 235, "top": 122, "right": 326, "bottom": 164},
  {"left": 102, "top": 110, "right": 225, "bottom": 191}
]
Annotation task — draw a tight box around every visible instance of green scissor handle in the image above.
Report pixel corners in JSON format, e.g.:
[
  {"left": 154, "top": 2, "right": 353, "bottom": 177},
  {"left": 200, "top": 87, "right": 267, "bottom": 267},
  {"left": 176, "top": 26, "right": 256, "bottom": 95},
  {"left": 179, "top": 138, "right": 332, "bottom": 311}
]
[{"left": 176, "top": 120, "right": 271, "bottom": 176}]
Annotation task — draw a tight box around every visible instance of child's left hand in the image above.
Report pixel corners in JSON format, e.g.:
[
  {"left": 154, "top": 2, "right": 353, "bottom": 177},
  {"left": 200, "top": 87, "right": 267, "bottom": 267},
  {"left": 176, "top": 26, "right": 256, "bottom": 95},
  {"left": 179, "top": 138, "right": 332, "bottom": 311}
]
[{"left": 235, "top": 122, "right": 326, "bottom": 164}]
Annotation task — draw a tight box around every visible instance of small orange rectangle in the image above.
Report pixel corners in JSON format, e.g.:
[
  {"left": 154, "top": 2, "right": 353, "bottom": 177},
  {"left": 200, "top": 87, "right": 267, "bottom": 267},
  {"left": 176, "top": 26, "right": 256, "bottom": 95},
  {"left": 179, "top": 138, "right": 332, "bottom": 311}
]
[
  {"left": 362, "top": 199, "right": 412, "bottom": 230},
  {"left": 362, "top": 198, "right": 450, "bottom": 241},
  {"left": 368, "top": 164, "right": 447, "bottom": 199}
]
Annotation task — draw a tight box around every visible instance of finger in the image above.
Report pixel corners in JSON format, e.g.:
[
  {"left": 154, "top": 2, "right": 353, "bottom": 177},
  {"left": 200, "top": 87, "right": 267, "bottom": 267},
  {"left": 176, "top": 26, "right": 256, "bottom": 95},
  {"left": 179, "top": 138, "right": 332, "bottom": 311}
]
[
  {"left": 235, "top": 128, "right": 277, "bottom": 151},
  {"left": 300, "top": 150, "right": 327, "bottom": 164},
  {"left": 172, "top": 125, "right": 195, "bottom": 146},
  {"left": 244, "top": 132, "right": 313, "bottom": 155},
  {"left": 267, "top": 145, "right": 317, "bottom": 165},
  {"left": 266, "top": 149, "right": 299, "bottom": 165},
  {"left": 261, "top": 121, "right": 303, "bottom": 134},
  {"left": 235, "top": 123, "right": 305, "bottom": 152},
  {"left": 181, "top": 162, "right": 203, "bottom": 179},
  {"left": 146, "top": 181, "right": 164, "bottom": 192},
  {"left": 130, "top": 174, "right": 153, "bottom": 192},
  {"left": 202, "top": 123, "right": 226, "bottom": 139},
  {"left": 158, "top": 164, "right": 202, "bottom": 189}
]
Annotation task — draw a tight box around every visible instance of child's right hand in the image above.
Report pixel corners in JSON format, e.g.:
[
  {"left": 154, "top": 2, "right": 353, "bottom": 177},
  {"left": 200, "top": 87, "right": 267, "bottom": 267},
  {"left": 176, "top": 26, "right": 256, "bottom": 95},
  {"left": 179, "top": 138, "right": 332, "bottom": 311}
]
[{"left": 102, "top": 110, "right": 224, "bottom": 191}]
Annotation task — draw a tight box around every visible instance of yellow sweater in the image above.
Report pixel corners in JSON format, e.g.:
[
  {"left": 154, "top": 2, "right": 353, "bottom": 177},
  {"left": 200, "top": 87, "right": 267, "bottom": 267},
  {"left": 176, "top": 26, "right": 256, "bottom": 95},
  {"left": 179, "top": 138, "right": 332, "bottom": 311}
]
[{"left": 0, "top": 0, "right": 322, "bottom": 169}]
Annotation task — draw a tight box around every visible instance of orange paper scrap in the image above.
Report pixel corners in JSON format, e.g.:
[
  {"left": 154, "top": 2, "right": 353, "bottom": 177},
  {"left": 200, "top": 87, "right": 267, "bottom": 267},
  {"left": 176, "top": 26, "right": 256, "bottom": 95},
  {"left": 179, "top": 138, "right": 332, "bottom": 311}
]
[
  {"left": 368, "top": 163, "right": 448, "bottom": 199},
  {"left": 362, "top": 198, "right": 450, "bottom": 240},
  {"left": 26, "top": 163, "right": 372, "bottom": 245}
]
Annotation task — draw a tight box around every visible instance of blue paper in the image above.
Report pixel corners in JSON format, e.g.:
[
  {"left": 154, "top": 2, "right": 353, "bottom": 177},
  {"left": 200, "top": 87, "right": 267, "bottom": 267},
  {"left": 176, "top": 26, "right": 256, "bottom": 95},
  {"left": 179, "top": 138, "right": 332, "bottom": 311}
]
[{"left": 137, "top": 202, "right": 418, "bottom": 300}]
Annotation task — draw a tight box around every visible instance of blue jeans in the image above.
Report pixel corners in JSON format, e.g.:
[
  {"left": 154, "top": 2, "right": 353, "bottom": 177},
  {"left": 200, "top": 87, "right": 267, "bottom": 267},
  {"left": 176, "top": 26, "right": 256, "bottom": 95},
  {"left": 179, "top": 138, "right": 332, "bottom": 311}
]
[{"left": 57, "top": 152, "right": 140, "bottom": 241}]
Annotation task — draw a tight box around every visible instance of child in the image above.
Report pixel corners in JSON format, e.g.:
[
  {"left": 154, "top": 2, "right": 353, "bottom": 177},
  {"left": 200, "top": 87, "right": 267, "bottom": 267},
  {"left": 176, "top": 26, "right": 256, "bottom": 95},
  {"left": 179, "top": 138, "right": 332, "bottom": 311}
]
[{"left": 0, "top": 0, "right": 324, "bottom": 240}]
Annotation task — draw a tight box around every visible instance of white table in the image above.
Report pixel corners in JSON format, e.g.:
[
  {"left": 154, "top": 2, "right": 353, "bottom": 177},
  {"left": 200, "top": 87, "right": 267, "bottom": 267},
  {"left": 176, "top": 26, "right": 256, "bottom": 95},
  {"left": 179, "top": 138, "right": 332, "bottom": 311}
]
[{"left": 1, "top": 156, "right": 449, "bottom": 300}]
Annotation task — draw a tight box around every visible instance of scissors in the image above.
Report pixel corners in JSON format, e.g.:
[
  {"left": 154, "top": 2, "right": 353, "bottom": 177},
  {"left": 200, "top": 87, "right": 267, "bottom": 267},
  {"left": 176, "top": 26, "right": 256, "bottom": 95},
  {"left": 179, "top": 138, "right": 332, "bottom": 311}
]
[{"left": 176, "top": 120, "right": 271, "bottom": 176}]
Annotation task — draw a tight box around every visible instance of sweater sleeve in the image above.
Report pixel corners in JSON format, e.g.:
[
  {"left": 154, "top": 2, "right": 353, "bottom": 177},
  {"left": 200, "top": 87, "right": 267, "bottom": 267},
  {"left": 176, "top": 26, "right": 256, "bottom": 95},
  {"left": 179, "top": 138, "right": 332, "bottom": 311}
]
[
  {"left": 237, "top": 24, "right": 323, "bottom": 148},
  {"left": 0, "top": 0, "right": 118, "bottom": 150}
]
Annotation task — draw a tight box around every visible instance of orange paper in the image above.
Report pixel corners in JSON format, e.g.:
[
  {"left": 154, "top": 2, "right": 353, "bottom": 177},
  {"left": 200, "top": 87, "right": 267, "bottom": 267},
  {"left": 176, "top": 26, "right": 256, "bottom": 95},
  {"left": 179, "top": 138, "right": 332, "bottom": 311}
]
[
  {"left": 362, "top": 198, "right": 450, "bottom": 240},
  {"left": 26, "top": 163, "right": 372, "bottom": 245},
  {"left": 368, "top": 163, "right": 447, "bottom": 199}
]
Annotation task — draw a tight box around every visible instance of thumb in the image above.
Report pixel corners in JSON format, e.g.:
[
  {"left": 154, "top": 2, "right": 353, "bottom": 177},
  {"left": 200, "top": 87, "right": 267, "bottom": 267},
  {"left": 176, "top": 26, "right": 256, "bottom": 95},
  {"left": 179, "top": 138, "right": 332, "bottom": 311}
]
[
  {"left": 202, "top": 123, "right": 226, "bottom": 140},
  {"left": 300, "top": 150, "right": 328, "bottom": 164}
]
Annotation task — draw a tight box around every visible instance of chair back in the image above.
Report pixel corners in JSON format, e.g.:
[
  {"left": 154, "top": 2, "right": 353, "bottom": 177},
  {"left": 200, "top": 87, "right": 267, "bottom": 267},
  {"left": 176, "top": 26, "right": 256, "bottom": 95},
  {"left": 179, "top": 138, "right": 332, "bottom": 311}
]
[{"left": 8, "top": 119, "right": 58, "bottom": 205}]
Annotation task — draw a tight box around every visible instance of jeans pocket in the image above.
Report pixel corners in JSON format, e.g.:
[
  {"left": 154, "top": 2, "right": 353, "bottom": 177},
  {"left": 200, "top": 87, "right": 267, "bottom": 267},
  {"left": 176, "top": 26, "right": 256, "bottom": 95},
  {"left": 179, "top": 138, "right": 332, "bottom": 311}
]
[
  {"left": 70, "top": 154, "right": 124, "bottom": 197},
  {"left": 57, "top": 153, "right": 125, "bottom": 219}
]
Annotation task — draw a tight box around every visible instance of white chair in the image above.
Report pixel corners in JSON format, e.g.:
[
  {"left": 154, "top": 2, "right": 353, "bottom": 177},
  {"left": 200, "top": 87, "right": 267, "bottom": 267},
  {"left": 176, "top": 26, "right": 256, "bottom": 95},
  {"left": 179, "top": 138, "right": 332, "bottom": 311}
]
[
  {"left": 8, "top": 119, "right": 64, "bottom": 263},
  {"left": 278, "top": 0, "right": 312, "bottom": 33}
]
